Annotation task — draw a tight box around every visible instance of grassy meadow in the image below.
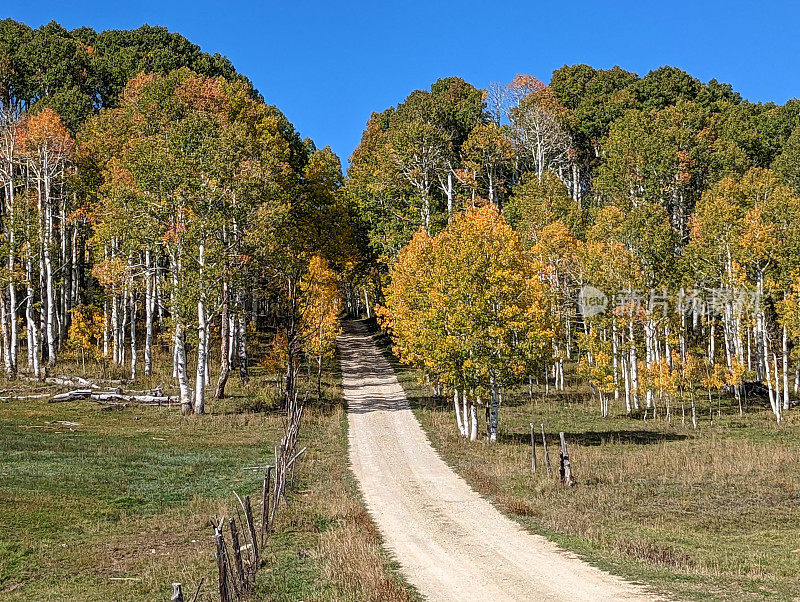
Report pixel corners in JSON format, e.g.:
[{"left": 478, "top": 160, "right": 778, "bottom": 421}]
[
  {"left": 371, "top": 326, "right": 800, "bottom": 601},
  {"left": 0, "top": 352, "right": 414, "bottom": 601}
]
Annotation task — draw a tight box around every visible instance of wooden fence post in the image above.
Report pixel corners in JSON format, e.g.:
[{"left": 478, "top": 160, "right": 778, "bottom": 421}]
[
  {"left": 541, "top": 423, "right": 552, "bottom": 476},
  {"left": 214, "top": 523, "right": 232, "bottom": 602},
  {"left": 261, "top": 465, "right": 272, "bottom": 545},
  {"left": 229, "top": 517, "right": 246, "bottom": 589},
  {"left": 559, "top": 431, "right": 575, "bottom": 487},
  {"left": 244, "top": 495, "right": 259, "bottom": 567},
  {"left": 529, "top": 422, "right": 537, "bottom": 473}
]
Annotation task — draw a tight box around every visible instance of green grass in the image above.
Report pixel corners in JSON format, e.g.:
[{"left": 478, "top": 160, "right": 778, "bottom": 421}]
[
  {"left": 0, "top": 395, "right": 271, "bottom": 599},
  {"left": 0, "top": 351, "right": 415, "bottom": 601},
  {"left": 371, "top": 327, "right": 800, "bottom": 601}
]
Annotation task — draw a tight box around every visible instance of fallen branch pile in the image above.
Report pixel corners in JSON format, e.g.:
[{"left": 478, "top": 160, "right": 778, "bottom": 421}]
[{"left": 21, "top": 374, "right": 123, "bottom": 387}]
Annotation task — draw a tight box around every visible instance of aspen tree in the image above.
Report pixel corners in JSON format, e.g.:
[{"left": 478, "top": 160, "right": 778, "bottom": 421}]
[
  {"left": 300, "top": 256, "right": 342, "bottom": 399},
  {"left": 17, "top": 108, "right": 75, "bottom": 369},
  {"left": 381, "top": 205, "right": 551, "bottom": 441}
]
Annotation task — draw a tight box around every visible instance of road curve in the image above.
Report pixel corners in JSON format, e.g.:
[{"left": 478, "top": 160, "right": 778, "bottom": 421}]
[{"left": 340, "top": 320, "right": 657, "bottom": 601}]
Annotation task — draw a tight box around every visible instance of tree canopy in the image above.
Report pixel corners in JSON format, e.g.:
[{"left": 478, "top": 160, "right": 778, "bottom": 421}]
[{"left": 363, "top": 64, "right": 800, "bottom": 435}]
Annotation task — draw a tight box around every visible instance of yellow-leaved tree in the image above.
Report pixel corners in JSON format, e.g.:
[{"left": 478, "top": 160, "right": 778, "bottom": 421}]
[
  {"left": 67, "top": 305, "right": 105, "bottom": 374},
  {"left": 300, "top": 256, "right": 342, "bottom": 399},
  {"left": 380, "top": 205, "right": 551, "bottom": 442}
]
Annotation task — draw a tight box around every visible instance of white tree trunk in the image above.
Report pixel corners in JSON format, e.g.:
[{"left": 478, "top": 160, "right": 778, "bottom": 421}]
[
  {"left": 25, "top": 251, "right": 40, "bottom": 379},
  {"left": 70, "top": 227, "right": 78, "bottom": 309},
  {"left": 103, "top": 295, "right": 109, "bottom": 358},
  {"left": 488, "top": 382, "right": 499, "bottom": 443},
  {"left": 469, "top": 401, "right": 478, "bottom": 441},
  {"left": 111, "top": 293, "right": 119, "bottom": 364},
  {"left": 629, "top": 319, "right": 639, "bottom": 410},
  {"left": 8, "top": 249, "right": 16, "bottom": 374},
  {"left": 0, "top": 291, "right": 12, "bottom": 378},
  {"left": 612, "top": 319, "right": 620, "bottom": 400},
  {"left": 446, "top": 171, "right": 453, "bottom": 214},
  {"left": 194, "top": 241, "right": 207, "bottom": 415},
  {"left": 462, "top": 390, "right": 469, "bottom": 436},
  {"left": 237, "top": 300, "right": 248, "bottom": 380},
  {"left": 782, "top": 324, "right": 790, "bottom": 411},
  {"left": 622, "top": 351, "right": 631, "bottom": 414},
  {"left": 760, "top": 306, "right": 780, "bottom": 422},
  {"left": 453, "top": 389, "right": 465, "bottom": 436},
  {"left": 144, "top": 250, "right": 153, "bottom": 376},
  {"left": 43, "top": 202, "right": 56, "bottom": 366},
  {"left": 171, "top": 252, "right": 192, "bottom": 413},
  {"left": 58, "top": 201, "right": 68, "bottom": 346},
  {"left": 129, "top": 290, "right": 137, "bottom": 381},
  {"left": 794, "top": 367, "right": 799, "bottom": 396},
  {"left": 228, "top": 311, "right": 236, "bottom": 365},
  {"left": 119, "top": 288, "right": 127, "bottom": 366},
  {"left": 175, "top": 319, "right": 191, "bottom": 414}
]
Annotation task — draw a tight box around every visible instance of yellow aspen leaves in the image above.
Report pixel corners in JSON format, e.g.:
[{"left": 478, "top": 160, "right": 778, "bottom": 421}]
[{"left": 379, "top": 205, "right": 551, "bottom": 396}]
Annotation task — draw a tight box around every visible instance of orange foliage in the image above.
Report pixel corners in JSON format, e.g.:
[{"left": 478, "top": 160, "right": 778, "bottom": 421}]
[
  {"left": 16, "top": 108, "right": 74, "bottom": 158},
  {"left": 91, "top": 257, "right": 127, "bottom": 289},
  {"left": 175, "top": 75, "right": 230, "bottom": 115},
  {"left": 509, "top": 74, "right": 547, "bottom": 97},
  {"left": 120, "top": 72, "right": 159, "bottom": 104}
]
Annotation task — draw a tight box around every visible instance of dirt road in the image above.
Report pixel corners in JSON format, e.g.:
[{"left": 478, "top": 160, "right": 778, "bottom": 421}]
[{"left": 341, "top": 321, "right": 656, "bottom": 601}]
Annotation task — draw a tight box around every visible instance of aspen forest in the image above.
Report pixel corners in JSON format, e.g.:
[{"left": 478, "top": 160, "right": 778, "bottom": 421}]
[
  {"left": 4, "top": 13, "right": 800, "bottom": 602},
  {"left": 0, "top": 20, "right": 357, "bottom": 412},
  {"left": 351, "top": 70, "right": 800, "bottom": 433}
]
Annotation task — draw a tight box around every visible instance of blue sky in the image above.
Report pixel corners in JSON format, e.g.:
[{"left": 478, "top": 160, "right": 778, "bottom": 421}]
[{"left": 4, "top": 1, "right": 800, "bottom": 166}]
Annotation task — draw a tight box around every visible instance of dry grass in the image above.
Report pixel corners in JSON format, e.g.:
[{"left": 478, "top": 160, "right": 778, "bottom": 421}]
[
  {"left": 411, "top": 395, "right": 800, "bottom": 600},
  {"left": 375, "top": 327, "right": 800, "bottom": 600},
  {"left": 316, "top": 503, "right": 413, "bottom": 602}
]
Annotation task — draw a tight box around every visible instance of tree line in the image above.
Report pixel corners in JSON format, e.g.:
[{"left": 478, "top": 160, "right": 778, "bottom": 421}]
[
  {"left": 350, "top": 67, "right": 800, "bottom": 435},
  {"left": 9, "top": 19, "right": 800, "bottom": 431}
]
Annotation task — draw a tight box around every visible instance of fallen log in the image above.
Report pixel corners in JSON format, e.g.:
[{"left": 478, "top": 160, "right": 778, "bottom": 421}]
[
  {"left": 90, "top": 393, "right": 177, "bottom": 404},
  {"left": 21, "top": 375, "right": 95, "bottom": 388},
  {"left": 52, "top": 375, "right": 93, "bottom": 386},
  {"left": 50, "top": 389, "right": 93, "bottom": 403},
  {"left": 42, "top": 377, "right": 95, "bottom": 388},
  {"left": 22, "top": 374, "right": 126, "bottom": 387},
  {"left": 0, "top": 393, "right": 52, "bottom": 401},
  {"left": 49, "top": 389, "right": 177, "bottom": 405}
]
